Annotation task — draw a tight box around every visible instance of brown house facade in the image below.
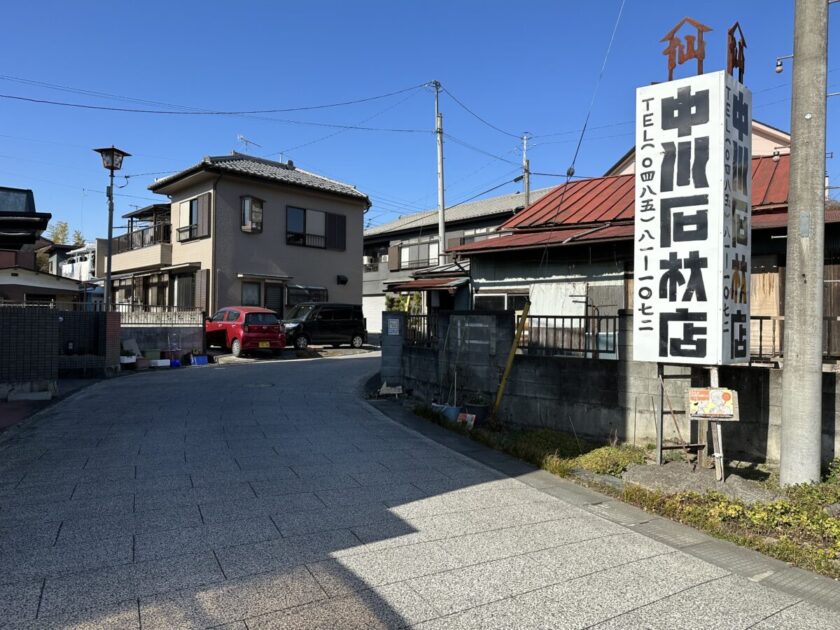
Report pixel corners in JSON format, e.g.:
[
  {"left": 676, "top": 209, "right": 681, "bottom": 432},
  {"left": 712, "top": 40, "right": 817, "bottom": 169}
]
[{"left": 102, "top": 153, "right": 370, "bottom": 315}]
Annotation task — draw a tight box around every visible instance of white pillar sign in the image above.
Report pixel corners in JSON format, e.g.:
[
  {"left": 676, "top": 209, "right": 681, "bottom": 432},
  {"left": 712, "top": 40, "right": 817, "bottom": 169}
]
[{"left": 634, "top": 70, "right": 752, "bottom": 365}]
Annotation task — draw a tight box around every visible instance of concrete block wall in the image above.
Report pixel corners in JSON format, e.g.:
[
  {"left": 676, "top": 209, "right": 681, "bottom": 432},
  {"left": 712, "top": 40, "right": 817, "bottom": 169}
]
[
  {"left": 0, "top": 307, "right": 58, "bottom": 384},
  {"left": 385, "top": 310, "right": 840, "bottom": 464}
]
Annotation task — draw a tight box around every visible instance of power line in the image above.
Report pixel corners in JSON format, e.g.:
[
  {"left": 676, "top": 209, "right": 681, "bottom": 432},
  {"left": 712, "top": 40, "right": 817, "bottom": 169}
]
[
  {"left": 0, "top": 93, "right": 431, "bottom": 133},
  {"left": 443, "top": 133, "right": 520, "bottom": 165},
  {"left": 0, "top": 76, "right": 428, "bottom": 115},
  {"left": 441, "top": 86, "right": 521, "bottom": 139},
  {"left": 536, "top": 0, "right": 626, "bottom": 269},
  {"left": 267, "top": 88, "right": 424, "bottom": 157}
]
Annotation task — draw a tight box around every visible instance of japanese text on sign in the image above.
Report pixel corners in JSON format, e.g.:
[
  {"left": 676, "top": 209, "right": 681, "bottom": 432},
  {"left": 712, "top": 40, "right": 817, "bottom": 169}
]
[{"left": 634, "top": 71, "right": 752, "bottom": 365}]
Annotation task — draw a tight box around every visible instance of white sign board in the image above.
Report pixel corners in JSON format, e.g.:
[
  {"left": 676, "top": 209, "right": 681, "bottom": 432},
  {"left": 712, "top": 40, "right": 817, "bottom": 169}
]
[{"left": 634, "top": 70, "right": 752, "bottom": 365}]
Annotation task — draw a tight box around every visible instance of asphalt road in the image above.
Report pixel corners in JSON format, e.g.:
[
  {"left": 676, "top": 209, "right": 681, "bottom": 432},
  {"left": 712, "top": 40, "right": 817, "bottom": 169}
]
[{"left": 0, "top": 354, "right": 838, "bottom": 629}]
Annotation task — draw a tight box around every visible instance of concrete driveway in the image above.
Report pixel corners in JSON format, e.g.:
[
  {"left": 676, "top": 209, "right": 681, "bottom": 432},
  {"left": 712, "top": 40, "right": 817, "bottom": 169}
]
[{"left": 0, "top": 354, "right": 838, "bottom": 629}]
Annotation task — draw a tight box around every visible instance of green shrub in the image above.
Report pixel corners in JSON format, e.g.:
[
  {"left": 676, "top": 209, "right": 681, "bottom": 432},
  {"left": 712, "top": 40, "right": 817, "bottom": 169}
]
[{"left": 574, "top": 445, "right": 646, "bottom": 476}]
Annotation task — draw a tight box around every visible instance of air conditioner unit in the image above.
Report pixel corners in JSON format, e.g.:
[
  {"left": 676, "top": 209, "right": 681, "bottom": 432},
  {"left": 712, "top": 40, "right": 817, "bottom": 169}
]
[
  {"left": 362, "top": 256, "right": 373, "bottom": 265},
  {"left": 381, "top": 254, "right": 389, "bottom": 263}
]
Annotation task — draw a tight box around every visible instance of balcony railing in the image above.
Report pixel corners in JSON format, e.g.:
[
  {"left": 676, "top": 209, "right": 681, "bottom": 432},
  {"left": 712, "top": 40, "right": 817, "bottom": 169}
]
[
  {"left": 114, "top": 223, "right": 170, "bottom": 253},
  {"left": 177, "top": 224, "right": 198, "bottom": 242}
]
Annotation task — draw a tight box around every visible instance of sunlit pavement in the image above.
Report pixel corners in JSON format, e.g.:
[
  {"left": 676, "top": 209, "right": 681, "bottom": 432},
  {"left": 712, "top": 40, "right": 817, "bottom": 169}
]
[{"left": 0, "top": 355, "right": 838, "bottom": 628}]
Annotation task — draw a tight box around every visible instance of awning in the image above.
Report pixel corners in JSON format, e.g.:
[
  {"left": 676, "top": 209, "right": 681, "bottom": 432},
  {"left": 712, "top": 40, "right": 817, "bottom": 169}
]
[
  {"left": 389, "top": 276, "right": 469, "bottom": 292},
  {"left": 237, "top": 272, "right": 292, "bottom": 282},
  {"left": 160, "top": 262, "right": 202, "bottom": 272}
]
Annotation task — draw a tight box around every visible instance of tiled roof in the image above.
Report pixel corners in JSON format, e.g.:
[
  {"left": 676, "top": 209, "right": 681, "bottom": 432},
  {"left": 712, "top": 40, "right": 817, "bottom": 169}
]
[
  {"left": 502, "top": 154, "right": 791, "bottom": 230},
  {"left": 364, "top": 187, "right": 553, "bottom": 237},
  {"left": 149, "top": 153, "right": 369, "bottom": 204}
]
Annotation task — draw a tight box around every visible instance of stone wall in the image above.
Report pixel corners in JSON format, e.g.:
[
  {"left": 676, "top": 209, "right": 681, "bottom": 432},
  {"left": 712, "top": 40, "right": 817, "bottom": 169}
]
[{"left": 386, "top": 311, "right": 840, "bottom": 465}]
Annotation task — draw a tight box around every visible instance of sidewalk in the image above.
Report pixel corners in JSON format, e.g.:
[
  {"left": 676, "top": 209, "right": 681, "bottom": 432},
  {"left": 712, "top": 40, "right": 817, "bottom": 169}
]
[
  {"left": 367, "top": 397, "right": 840, "bottom": 617},
  {"left": 0, "top": 378, "right": 101, "bottom": 433}
]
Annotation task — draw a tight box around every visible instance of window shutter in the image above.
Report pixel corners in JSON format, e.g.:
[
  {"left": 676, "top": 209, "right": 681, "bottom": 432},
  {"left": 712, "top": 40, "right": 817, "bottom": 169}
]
[
  {"left": 326, "top": 213, "right": 346, "bottom": 250},
  {"left": 387, "top": 245, "right": 400, "bottom": 271},
  {"left": 194, "top": 268, "right": 209, "bottom": 313},
  {"left": 197, "top": 193, "right": 211, "bottom": 238}
]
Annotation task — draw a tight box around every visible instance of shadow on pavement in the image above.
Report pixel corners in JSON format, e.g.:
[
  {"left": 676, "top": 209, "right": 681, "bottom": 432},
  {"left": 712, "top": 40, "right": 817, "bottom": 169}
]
[{"left": 0, "top": 357, "right": 551, "bottom": 629}]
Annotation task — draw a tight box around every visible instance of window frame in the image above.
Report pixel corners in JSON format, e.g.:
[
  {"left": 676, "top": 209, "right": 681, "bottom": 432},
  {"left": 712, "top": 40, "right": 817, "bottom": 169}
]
[
  {"left": 285, "top": 205, "right": 346, "bottom": 250},
  {"left": 241, "top": 196, "right": 264, "bottom": 233},
  {"left": 241, "top": 281, "right": 262, "bottom": 306}
]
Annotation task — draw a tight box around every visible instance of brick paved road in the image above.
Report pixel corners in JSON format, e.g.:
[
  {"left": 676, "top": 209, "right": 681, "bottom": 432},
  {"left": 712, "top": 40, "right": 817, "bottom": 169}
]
[{"left": 0, "top": 355, "right": 838, "bottom": 628}]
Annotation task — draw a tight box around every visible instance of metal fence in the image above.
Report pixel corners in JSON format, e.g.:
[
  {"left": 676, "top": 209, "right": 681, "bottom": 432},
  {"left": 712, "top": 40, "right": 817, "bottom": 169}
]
[
  {"left": 518, "top": 315, "right": 619, "bottom": 359},
  {"left": 750, "top": 315, "right": 840, "bottom": 360},
  {"left": 0, "top": 301, "right": 204, "bottom": 326},
  {"left": 405, "top": 314, "right": 437, "bottom": 347}
]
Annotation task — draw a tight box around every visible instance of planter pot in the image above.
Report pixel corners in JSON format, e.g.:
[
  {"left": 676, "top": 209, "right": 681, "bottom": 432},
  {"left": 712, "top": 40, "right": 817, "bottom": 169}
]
[{"left": 465, "top": 403, "right": 490, "bottom": 425}]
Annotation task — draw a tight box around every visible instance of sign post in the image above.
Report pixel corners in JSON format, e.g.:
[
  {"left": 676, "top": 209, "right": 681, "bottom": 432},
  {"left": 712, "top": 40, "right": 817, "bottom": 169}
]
[{"left": 634, "top": 19, "right": 752, "bottom": 475}]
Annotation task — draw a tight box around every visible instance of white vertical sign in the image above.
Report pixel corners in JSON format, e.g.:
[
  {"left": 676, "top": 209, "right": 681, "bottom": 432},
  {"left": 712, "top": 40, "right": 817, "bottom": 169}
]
[{"left": 633, "top": 70, "right": 751, "bottom": 365}]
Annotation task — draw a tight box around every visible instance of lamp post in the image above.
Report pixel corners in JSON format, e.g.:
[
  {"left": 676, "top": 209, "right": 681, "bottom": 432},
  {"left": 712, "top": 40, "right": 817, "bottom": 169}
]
[{"left": 93, "top": 146, "right": 130, "bottom": 310}]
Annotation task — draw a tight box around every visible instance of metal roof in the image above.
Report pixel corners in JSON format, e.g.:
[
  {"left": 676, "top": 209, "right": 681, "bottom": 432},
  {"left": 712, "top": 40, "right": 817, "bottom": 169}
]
[
  {"left": 149, "top": 153, "right": 369, "bottom": 204},
  {"left": 388, "top": 276, "right": 469, "bottom": 291},
  {"left": 451, "top": 154, "right": 817, "bottom": 257},
  {"left": 501, "top": 154, "right": 791, "bottom": 231},
  {"left": 364, "top": 187, "right": 553, "bottom": 238}
]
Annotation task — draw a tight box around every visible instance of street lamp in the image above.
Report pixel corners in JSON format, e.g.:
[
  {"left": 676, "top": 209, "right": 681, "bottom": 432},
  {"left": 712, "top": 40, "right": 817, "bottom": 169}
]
[{"left": 93, "top": 146, "right": 130, "bottom": 310}]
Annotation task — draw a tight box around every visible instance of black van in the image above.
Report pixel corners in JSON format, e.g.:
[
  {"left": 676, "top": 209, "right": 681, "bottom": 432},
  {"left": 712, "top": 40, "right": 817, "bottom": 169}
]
[{"left": 283, "top": 303, "right": 367, "bottom": 349}]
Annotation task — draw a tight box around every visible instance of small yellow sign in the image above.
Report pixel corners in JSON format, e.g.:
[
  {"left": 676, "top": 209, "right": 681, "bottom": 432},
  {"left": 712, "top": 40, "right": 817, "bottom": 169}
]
[{"left": 687, "top": 387, "right": 738, "bottom": 421}]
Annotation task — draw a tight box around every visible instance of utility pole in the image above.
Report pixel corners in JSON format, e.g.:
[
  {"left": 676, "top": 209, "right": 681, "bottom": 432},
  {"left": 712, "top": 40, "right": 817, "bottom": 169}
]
[
  {"left": 432, "top": 80, "right": 446, "bottom": 265},
  {"left": 780, "top": 0, "right": 828, "bottom": 486},
  {"left": 522, "top": 132, "right": 531, "bottom": 207}
]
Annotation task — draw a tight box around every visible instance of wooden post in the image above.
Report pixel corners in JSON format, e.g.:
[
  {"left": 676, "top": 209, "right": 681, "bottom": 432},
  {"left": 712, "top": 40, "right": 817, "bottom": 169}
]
[{"left": 492, "top": 301, "right": 530, "bottom": 420}]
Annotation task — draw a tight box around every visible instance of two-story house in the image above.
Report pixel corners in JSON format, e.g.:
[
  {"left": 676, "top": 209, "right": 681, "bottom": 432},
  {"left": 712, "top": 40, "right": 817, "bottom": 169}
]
[
  {"left": 103, "top": 153, "right": 370, "bottom": 314},
  {"left": 0, "top": 186, "right": 85, "bottom": 304},
  {"left": 362, "top": 187, "right": 552, "bottom": 332}
]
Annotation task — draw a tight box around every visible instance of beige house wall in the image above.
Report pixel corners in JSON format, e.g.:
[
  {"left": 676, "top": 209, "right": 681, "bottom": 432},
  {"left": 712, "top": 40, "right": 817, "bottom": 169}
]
[
  {"left": 167, "top": 178, "right": 216, "bottom": 269},
  {"left": 110, "top": 243, "right": 172, "bottom": 274},
  {"left": 212, "top": 177, "right": 365, "bottom": 311}
]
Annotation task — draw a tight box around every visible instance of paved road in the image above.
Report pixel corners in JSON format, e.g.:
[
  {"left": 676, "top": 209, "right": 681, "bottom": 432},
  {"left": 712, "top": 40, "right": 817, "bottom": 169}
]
[{"left": 0, "top": 355, "right": 838, "bottom": 629}]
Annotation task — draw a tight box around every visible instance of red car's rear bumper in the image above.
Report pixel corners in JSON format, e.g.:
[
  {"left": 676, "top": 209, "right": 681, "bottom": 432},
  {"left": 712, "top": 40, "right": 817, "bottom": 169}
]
[{"left": 241, "top": 334, "right": 286, "bottom": 350}]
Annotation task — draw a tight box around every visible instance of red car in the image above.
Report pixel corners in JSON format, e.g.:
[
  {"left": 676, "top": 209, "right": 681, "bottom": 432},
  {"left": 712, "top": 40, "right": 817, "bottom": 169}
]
[{"left": 205, "top": 306, "right": 286, "bottom": 357}]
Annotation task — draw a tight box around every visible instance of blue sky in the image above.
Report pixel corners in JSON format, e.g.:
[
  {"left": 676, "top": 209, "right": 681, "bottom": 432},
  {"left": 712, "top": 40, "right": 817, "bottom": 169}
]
[{"left": 0, "top": 1, "right": 835, "bottom": 240}]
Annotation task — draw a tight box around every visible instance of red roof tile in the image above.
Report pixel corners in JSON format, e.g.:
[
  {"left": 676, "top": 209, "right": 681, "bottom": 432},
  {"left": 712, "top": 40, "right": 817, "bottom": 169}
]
[{"left": 502, "top": 154, "right": 791, "bottom": 230}]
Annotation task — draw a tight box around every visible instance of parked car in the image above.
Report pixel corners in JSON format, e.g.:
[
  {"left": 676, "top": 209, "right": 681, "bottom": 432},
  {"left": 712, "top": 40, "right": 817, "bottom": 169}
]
[
  {"left": 283, "top": 303, "right": 367, "bottom": 349},
  {"left": 205, "top": 306, "right": 286, "bottom": 357}
]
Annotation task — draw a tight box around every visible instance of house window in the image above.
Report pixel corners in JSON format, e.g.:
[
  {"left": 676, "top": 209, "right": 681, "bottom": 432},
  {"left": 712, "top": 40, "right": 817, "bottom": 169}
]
[
  {"left": 241, "top": 197, "right": 263, "bottom": 233},
  {"left": 286, "top": 206, "right": 346, "bottom": 250},
  {"left": 474, "top": 294, "right": 505, "bottom": 310},
  {"left": 177, "top": 193, "right": 210, "bottom": 242},
  {"left": 286, "top": 207, "right": 305, "bottom": 246},
  {"left": 241, "top": 281, "right": 261, "bottom": 306},
  {"left": 397, "top": 239, "right": 438, "bottom": 270}
]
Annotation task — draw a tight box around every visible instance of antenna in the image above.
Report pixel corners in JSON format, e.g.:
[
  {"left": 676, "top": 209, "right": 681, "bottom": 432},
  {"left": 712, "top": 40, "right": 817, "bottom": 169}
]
[{"left": 236, "top": 134, "right": 262, "bottom": 153}]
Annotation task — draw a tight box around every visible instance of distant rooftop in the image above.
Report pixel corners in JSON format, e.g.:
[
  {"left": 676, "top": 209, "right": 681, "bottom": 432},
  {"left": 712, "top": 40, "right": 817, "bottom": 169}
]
[
  {"left": 0, "top": 186, "right": 36, "bottom": 214},
  {"left": 364, "top": 187, "right": 552, "bottom": 238},
  {"left": 149, "top": 153, "right": 369, "bottom": 205}
]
